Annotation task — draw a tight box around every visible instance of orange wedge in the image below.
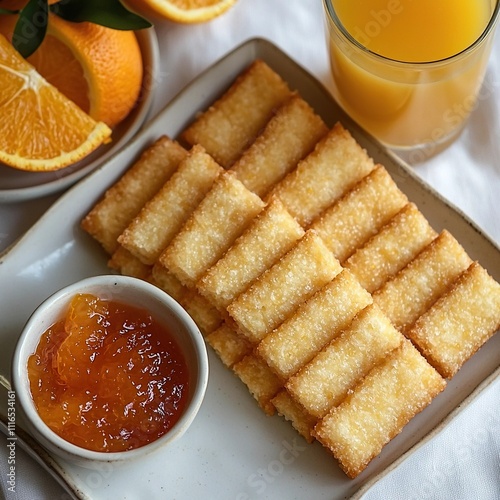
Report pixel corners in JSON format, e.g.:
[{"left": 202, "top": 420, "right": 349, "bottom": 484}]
[
  {"left": 0, "top": 14, "right": 143, "bottom": 129},
  {"left": 124, "top": 0, "right": 237, "bottom": 23},
  {"left": 0, "top": 34, "right": 111, "bottom": 172}
]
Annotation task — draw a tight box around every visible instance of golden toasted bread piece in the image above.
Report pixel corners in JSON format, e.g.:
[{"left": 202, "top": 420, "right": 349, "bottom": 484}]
[
  {"left": 150, "top": 262, "right": 222, "bottom": 336},
  {"left": 230, "top": 93, "right": 328, "bottom": 197},
  {"left": 287, "top": 304, "right": 403, "bottom": 419},
  {"left": 181, "top": 60, "right": 292, "bottom": 168},
  {"left": 81, "top": 137, "right": 187, "bottom": 254},
  {"left": 345, "top": 203, "right": 437, "bottom": 293},
  {"left": 179, "top": 289, "right": 223, "bottom": 337},
  {"left": 272, "top": 389, "right": 317, "bottom": 443},
  {"left": 407, "top": 262, "right": 500, "bottom": 378},
  {"left": 314, "top": 340, "right": 446, "bottom": 478},
  {"left": 108, "top": 246, "right": 151, "bottom": 280},
  {"left": 258, "top": 269, "right": 372, "bottom": 380},
  {"left": 150, "top": 262, "right": 187, "bottom": 303},
  {"left": 374, "top": 230, "right": 472, "bottom": 332},
  {"left": 233, "top": 354, "right": 283, "bottom": 415},
  {"left": 311, "top": 165, "right": 408, "bottom": 263},
  {"left": 269, "top": 122, "right": 375, "bottom": 227},
  {"left": 118, "top": 145, "right": 223, "bottom": 265},
  {"left": 197, "top": 198, "right": 305, "bottom": 312},
  {"left": 206, "top": 323, "right": 252, "bottom": 367},
  {"left": 227, "top": 231, "right": 342, "bottom": 343},
  {"left": 160, "top": 171, "right": 265, "bottom": 288}
]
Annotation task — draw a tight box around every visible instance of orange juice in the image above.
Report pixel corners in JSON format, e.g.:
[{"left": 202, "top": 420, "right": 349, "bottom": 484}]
[
  {"left": 324, "top": 0, "right": 499, "bottom": 155},
  {"left": 334, "top": 0, "right": 490, "bottom": 62}
]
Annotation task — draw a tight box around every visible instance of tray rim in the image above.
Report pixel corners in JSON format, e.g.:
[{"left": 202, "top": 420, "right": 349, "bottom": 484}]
[{"left": 1, "top": 36, "right": 499, "bottom": 499}]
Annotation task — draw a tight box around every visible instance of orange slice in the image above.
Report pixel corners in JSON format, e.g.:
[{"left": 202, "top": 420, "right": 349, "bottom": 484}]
[
  {"left": 124, "top": 0, "right": 238, "bottom": 23},
  {"left": 0, "top": 34, "right": 111, "bottom": 172},
  {"left": 0, "top": 13, "right": 144, "bottom": 128}
]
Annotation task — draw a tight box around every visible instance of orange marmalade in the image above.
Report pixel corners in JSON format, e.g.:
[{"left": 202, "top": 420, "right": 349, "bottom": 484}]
[{"left": 27, "top": 293, "right": 190, "bottom": 452}]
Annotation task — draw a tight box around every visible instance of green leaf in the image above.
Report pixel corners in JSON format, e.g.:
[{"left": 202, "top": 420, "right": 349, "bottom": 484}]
[
  {"left": 12, "top": 0, "right": 49, "bottom": 58},
  {"left": 51, "top": 0, "right": 152, "bottom": 30},
  {"left": 0, "top": 8, "right": 20, "bottom": 15}
]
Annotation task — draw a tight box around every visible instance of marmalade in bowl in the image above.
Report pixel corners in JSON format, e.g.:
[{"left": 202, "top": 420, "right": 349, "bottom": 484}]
[{"left": 27, "top": 293, "right": 190, "bottom": 452}]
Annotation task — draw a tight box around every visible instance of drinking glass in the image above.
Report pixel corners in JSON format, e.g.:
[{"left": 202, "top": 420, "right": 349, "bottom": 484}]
[{"left": 323, "top": 0, "right": 500, "bottom": 161}]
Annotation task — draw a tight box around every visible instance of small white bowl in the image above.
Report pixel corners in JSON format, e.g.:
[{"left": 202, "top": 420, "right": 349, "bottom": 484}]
[{"left": 11, "top": 275, "right": 209, "bottom": 468}]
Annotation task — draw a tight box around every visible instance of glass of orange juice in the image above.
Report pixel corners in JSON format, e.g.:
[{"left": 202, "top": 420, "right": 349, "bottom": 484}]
[{"left": 323, "top": 0, "right": 500, "bottom": 160}]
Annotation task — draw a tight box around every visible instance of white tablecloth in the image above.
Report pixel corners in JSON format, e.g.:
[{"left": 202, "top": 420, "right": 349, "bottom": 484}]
[{"left": 1, "top": 0, "right": 499, "bottom": 498}]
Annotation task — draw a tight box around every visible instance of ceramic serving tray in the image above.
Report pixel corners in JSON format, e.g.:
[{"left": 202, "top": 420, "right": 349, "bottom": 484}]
[{"left": 0, "top": 38, "right": 499, "bottom": 500}]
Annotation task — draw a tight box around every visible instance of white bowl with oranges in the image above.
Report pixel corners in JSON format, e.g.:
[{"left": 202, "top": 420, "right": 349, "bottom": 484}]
[{"left": 0, "top": 5, "right": 159, "bottom": 201}]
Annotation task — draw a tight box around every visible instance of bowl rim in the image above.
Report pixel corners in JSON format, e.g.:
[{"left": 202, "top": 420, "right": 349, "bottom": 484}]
[{"left": 11, "top": 274, "right": 209, "bottom": 463}]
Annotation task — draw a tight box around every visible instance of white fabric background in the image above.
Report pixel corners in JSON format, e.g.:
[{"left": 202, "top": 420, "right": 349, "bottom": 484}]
[{"left": 0, "top": 0, "right": 499, "bottom": 498}]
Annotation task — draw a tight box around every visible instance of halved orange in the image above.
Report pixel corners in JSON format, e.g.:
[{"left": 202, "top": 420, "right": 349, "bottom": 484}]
[
  {"left": 0, "top": 34, "right": 111, "bottom": 172},
  {"left": 0, "top": 13, "right": 144, "bottom": 128},
  {"left": 124, "top": 0, "right": 238, "bottom": 23}
]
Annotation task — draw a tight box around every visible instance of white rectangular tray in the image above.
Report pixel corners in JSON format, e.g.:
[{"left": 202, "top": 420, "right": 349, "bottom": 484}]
[{"left": 0, "top": 38, "right": 499, "bottom": 500}]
